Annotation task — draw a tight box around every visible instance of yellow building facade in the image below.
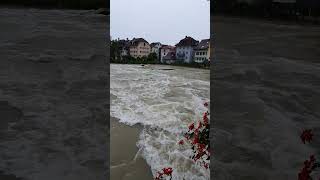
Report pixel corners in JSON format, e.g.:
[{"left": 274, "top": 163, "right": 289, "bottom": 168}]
[{"left": 129, "top": 38, "right": 151, "bottom": 58}]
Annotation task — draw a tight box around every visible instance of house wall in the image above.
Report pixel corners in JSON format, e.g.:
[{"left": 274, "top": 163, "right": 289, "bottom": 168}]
[
  {"left": 130, "top": 42, "right": 151, "bottom": 58},
  {"left": 120, "top": 49, "right": 128, "bottom": 56},
  {"left": 160, "top": 48, "right": 171, "bottom": 63},
  {"left": 151, "top": 46, "right": 161, "bottom": 59},
  {"left": 176, "top": 46, "right": 194, "bottom": 63},
  {"left": 194, "top": 49, "right": 209, "bottom": 63}
]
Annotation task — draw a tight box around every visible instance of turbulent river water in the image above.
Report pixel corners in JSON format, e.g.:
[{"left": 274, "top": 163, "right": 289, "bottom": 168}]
[{"left": 110, "top": 64, "right": 210, "bottom": 179}]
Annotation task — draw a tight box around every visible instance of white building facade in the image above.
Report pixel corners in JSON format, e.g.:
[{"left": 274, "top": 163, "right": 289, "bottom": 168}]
[{"left": 175, "top": 36, "right": 199, "bottom": 63}]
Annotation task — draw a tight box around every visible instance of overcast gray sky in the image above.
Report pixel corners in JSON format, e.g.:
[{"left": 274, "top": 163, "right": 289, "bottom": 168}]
[{"left": 111, "top": 0, "right": 210, "bottom": 45}]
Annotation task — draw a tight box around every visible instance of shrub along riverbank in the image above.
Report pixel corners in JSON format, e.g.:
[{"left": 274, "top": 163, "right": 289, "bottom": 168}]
[{"left": 111, "top": 53, "right": 159, "bottom": 64}]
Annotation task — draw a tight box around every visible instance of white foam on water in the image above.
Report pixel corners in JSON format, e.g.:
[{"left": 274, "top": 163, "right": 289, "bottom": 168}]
[{"left": 110, "top": 64, "right": 210, "bottom": 179}]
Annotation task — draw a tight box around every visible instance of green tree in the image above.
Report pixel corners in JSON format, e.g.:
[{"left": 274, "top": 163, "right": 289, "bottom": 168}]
[
  {"left": 110, "top": 40, "right": 121, "bottom": 63},
  {"left": 146, "top": 52, "right": 158, "bottom": 64}
]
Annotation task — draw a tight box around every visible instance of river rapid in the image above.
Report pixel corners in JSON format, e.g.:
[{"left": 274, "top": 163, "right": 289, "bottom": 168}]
[{"left": 110, "top": 64, "right": 210, "bottom": 180}]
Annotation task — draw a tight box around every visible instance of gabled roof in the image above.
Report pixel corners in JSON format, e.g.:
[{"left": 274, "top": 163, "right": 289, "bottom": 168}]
[
  {"left": 175, "top": 36, "right": 199, "bottom": 47},
  {"left": 194, "top": 39, "right": 210, "bottom": 50},
  {"left": 118, "top": 39, "right": 131, "bottom": 49},
  {"left": 130, "top": 38, "right": 149, "bottom": 47},
  {"left": 160, "top": 45, "right": 175, "bottom": 50},
  {"left": 150, "top": 42, "right": 161, "bottom": 47}
]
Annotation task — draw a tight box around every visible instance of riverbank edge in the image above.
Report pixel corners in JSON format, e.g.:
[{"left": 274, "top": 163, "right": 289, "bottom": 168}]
[
  {"left": 110, "top": 62, "right": 210, "bottom": 70},
  {"left": 110, "top": 117, "right": 153, "bottom": 180}
]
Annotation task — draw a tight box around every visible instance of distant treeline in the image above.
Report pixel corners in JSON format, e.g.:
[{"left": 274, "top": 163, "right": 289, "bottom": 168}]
[
  {"left": 212, "top": 0, "right": 320, "bottom": 19},
  {"left": 0, "top": 0, "right": 109, "bottom": 10}
]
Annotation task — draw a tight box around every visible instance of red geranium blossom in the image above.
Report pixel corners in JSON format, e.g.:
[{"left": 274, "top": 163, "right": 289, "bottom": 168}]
[
  {"left": 198, "top": 121, "right": 202, "bottom": 129},
  {"left": 203, "top": 163, "right": 209, "bottom": 169},
  {"left": 298, "top": 155, "right": 317, "bottom": 180},
  {"left": 178, "top": 140, "right": 184, "bottom": 145},
  {"left": 155, "top": 167, "right": 173, "bottom": 180},
  {"left": 192, "top": 135, "right": 199, "bottom": 145},
  {"left": 301, "top": 129, "right": 313, "bottom": 144},
  {"left": 203, "top": 112, "right": 209, "bottom": 125},
  {"left": 188, "top": 123, "right": 194, "bottom": 131},
  {"left": 162, "top": 167, "right": 173, "bottom": 176}
]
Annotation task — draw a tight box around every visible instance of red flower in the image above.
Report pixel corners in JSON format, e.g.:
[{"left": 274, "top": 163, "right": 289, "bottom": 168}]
[
  {"left": 178, "top": 140, "right": 184, "bottom": 145},
  {"left": 162, "top": 167, "right": 173, "bottom": 176},
  {"left": 192, "top": 135, "right": 199, "bottom": 145},
  {"left": 155, "top": 168, "right": 173, "bottom": 180},
  {"left": 298, "top": 155, "right": 318, "bottom": 180},
  {"left": 198, "top": 121, "right": 202, "bottom": 129},
  {"left": 299, "top": 166, "right": 311, "bottom": 180},
  {"left": 155, "top": 171, "right": 163, "bottom": 180},
  {"left": 194, "top": 127, "right": 199, "bottom": 135},
  {"left": 304, "top": 160, "right": 311, "bottom": 169},
  {"left": 189, "top": 123, "right": 194, "bottom": 131},
  {"left": 310, "top": 155, "right": 315, "bottom": 162},
  {"left": 194, "top": 151, "right": 206, "bottom": 161},
  {"left": 203, "top": 163, "right": 209, "bottom": 169},
  {"left": 198, "top": 143, "right": 206, "bottom": 151},
  {"left": 203, "top": 112, "right": 209, "bottom": 125},
  {"left": 301, "top": 129, "right": 313, "bottom": 144},
  {"left": 184, "top": 133, "right": 190, "bottom": 140}
]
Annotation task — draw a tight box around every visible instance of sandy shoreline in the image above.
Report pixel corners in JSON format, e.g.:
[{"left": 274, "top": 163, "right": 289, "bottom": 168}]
[{"left": 110, "top": 117, "right": 153, "bottom": 180}]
